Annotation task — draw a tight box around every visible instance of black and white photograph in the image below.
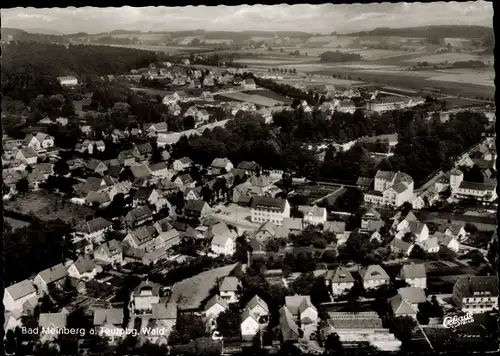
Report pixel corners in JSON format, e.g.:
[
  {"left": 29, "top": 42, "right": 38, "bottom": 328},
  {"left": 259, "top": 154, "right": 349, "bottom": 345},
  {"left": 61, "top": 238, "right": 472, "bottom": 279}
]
[{"left": 1, "top": 2, "right": 497, "bottom": 356}]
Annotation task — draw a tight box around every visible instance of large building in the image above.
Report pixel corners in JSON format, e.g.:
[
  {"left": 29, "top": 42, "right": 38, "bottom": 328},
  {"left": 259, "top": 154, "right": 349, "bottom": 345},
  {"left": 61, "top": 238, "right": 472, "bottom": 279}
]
[
  {"left": 250, "top": 196, "right": 290, "bottom": 226},
  {"left": 452, "top": 275, "right": 498, "bottom": 314},
  {"left": 364, "top": 170, "right": 414, "bottom": 207}
]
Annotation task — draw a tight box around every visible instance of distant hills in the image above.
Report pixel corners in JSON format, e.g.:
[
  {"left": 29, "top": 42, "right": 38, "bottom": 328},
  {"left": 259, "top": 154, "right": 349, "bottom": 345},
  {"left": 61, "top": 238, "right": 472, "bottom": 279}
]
[{"left": 345, "top": 25, "right": 493, "bottom": 39}]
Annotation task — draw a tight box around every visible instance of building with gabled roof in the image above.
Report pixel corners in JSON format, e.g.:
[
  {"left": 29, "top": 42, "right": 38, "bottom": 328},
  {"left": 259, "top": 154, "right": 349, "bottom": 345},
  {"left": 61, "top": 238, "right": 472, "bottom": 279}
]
[
  {"left": 73, "top": 217, "right": 112, "bottom": 244},
  {"left": 399, "top": 263, "right": 426, "bottom": 289},
  {"left": 39, "top": 312, "right": 68, "bottom": 343},
  {"left": 360, "top": 265, "right": 390, "bottom": 290},
  {"left": 387, "top": 294, "right": 417, "bottom": 318},
  {"left": 365, "top": 170, "right": 414, "bottom": 207},
  {"left": 67, "top": 257, "right": 101, "bottom": 281},
  {"left": 279, "top": 306, "right": 300, "bottom": 342},
  {"left": 241, "top": 307, "right": 261, "bottom": 341},
  {"left": 33, "top": 263, "right": 68, "bottom": 294},
  {"left": 246, "top": 295, "right": 269, "bottom": 318},
  {"left": 250, "top": 196, "right": 290, "bottom": 226},
  {"left": 125, "top": 205, "right": 154, "bottom": 227},
  {"left": 94, "top": 239, "right": 123, "bottom": 266},
  {"left": 298, "top": 205, "right": 327, "bottom": 226},
  {"left": 218, "top": 276, "right": 241, "bottom": 304},
  {"left": 204, "top": 294, "right": 229, "bottom": 320},
  {"left": 209, "top": 222, "right": 238, "bottom": 256},
  {"left": 4, "top": 280, "right": 38, "bottom": 312},
  {"left": 123, "top": 224, "right": 157, "bottom": 250},
  {"left": 452, "top": 275, "right": 499, "bottom": 314},
  {"left": 325, "top": 267, "right": 356, "bottom": 296}
]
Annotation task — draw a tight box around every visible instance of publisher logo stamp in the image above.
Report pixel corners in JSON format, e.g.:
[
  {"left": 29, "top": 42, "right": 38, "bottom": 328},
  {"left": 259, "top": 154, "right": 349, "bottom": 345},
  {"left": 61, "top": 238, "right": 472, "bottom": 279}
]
[{"left": 443, "top": 312, "right": 474, "bottom": 328}]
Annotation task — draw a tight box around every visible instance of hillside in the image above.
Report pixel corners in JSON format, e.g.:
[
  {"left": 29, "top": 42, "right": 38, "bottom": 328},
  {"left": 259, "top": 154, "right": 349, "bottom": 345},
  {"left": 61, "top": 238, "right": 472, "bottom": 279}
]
[
  {"left": 346, "top": 25, "right": 493, "bottom": 39},
  {"left": 1, "top": 27, "right": 69, "bottom": 44}
]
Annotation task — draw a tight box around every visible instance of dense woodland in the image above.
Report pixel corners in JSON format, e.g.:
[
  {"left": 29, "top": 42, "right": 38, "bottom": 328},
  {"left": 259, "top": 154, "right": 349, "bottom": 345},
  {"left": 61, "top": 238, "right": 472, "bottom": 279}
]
[{"left": 2, "top": 42, "right": 158, "bottom": 79}]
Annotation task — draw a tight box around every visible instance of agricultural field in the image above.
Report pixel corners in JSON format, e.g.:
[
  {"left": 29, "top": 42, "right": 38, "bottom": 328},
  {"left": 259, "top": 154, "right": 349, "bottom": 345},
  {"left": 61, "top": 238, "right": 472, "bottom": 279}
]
[
  {"left": 277, "top": 77, "right": 364, "bottom": 87},
  {"left": 404, "top": 52, "right": 494, "bottom": 64},
  {"left": 244, "top": 89, "right": 293, "bottom": 104},
  {"left": 93, "top": 43, "right": 207, "bottom": 54},
  {"left": 429, "top": 70, "right": 494, "bottom": 87},
  {"left": 4, "top": 191, "right": 92, "bottom": 226}
]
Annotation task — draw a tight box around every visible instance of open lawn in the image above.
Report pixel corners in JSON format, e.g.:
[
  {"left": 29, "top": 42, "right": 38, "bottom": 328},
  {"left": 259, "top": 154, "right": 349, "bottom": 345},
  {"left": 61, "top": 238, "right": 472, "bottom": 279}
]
[
  {"left": 244, "top": 89, "right": 293, "bottom": 104},
  {"left": 4, "top": 191, "right": 92, "bottom": 226},
  {"left": 169, "top": 263, "right": 238, "bottom": 310}
]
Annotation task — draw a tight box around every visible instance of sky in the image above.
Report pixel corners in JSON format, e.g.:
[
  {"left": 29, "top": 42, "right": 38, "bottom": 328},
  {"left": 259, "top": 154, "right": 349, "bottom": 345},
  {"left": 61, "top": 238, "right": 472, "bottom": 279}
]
[{"left": 2, "top": 2, "right": 493, "bottom": 35}]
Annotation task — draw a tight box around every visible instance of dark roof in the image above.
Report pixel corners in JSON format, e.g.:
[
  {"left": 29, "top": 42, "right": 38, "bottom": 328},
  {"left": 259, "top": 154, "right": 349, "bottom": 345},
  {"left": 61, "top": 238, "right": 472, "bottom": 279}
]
[
  {"left": 356, "top": 177, "right": 374, "bottom": 187},
  {"left": 250, "top": 196, "right": 287, "bottom": 211},
  {"left": 185, "top": 199, "right": 207, "bottom": 212},
  {"left": 279, "top": 306, "right": 300, "bottom": 341},
  {"left": 133, "top": 280, "right": 161, "bottom": 297},
  {"left": 72, "top": 257, "right": 96, "bottom": 274},
  {"left": 237, "top": 161, "right": 259, "bottom": 171},
  {"left": 134, "top": 187, "right": 155, "bottom": 201},
  {"left": 400, "top": 263, "right": 426, "bottom": 279},
  {"left": 75, "top": 217, "right": 112, "bottom": 234},
  {"left": 93, "top": 308, "right": 124, "bottom": 326},
  {"left": 458, "top": 181, "right": 496, "bottom": 191},
  {"left": 327, "top": 312, "right": 383, "bottom": 329},
  {"left": 126, "top": 205, "right": 153, "bottom": 222},
  {"left": 454, "top": 276, "right": 499, "bottom": 298}
]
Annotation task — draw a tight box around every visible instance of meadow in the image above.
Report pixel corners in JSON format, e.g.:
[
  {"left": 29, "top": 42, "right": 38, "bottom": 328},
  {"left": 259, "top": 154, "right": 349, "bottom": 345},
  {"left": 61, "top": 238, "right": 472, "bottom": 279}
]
[{"left": 404, "top": 52, "right": 494, "bottom": 63}]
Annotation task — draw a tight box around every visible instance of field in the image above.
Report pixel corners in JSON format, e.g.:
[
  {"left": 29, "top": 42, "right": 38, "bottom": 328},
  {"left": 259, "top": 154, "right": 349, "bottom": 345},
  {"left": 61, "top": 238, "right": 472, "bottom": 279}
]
[
  {"left": 92, "top": 43, "right": 206, "bottom": 54},
  {"left": 442, "top": 97, "right": 487, "bottom": 108},
  {"left": 169, "top": 263, "right": 238, "bottom": 310},
  {"left": 405, "top": 52, "right": 494, "bottom": 64},
  {"left": 4, "top": 191, "right": 92, "bottom": 226},
  {"left": 244, "top": 89, "right": 292, "bottom": 104},
  {"left": 290, "top": 183, "right": 344, "bottom": 205},
  {"left": 429, "top": 70, "right": 494, "bottom": 87},
  {"left": 4, "top": 217, "right": 30, "bottom": 230}
]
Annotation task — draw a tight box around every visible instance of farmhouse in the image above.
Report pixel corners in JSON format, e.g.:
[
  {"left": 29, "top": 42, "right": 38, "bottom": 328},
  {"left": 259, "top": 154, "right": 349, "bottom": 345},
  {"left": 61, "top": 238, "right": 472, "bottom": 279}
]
[{"left": 4, "top": 280, "right": 38, "bottom": 313}]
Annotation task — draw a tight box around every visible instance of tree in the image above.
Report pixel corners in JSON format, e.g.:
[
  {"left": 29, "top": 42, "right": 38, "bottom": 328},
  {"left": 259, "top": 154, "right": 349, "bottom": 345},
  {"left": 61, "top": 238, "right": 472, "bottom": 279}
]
[
  {"left": 168, "top": 314, "right": 207, "bottom": 345},
  {"left": 409, "top": 244, "right": 428, "bottom": 260},
  {"left": 333, "top": 188, "right": 363, "bottom": 213},
  {"left": 402, "top": 232, "right": 416, "bottom": 244},
  {"left": 216, "top": 307, "right": 241, "bottom": 338},
  {"left": 183, "top": 115, "right": 196, "bottom": 130},
  {"left": 466, "top": 250, "right": 485, "bottom": 266},
  {"left": 387, "top": 316, "right": 417, "bottom": 347},
  {"left": 15, "top": 178, "right": 29, "bottom": 194},
  {"left": 464, "top": 223, "right": 478, "bottom": 234},
  {"left": 324, "top": 332, "right": 343, "bottom": 355}
]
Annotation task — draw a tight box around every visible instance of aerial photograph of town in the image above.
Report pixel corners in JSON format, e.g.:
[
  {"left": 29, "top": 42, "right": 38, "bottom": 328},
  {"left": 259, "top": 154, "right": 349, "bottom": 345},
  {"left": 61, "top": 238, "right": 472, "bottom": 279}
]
[{"left": 1, "top": 2, "right": 498, "bottom": 356}]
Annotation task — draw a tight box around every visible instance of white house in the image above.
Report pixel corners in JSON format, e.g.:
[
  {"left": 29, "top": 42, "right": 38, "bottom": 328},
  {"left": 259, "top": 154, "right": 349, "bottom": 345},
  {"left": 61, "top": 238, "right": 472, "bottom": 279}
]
[
  {"left": 453, "top": 181, "right": 497, "bottom": 203},
  {"left": 240, "top": 308, "right": 261, "bottom": 341},
  {"left": 94, "top": 239, "right": 123, "bottom": 266},
  {"left": 360, "top": 265, "right": 390, "bottom": 290},
  {"left": 218, "top": 276, "right": 241, "bottom": 304},
  {"left": 133, "top": 188, "right": 159, "bottom": 207},
  {"left": 364, "top": 170, "right": 414, "bottom": 207},
  {"left": 246, "top": 295, "right": 269, "bottom": 318},
  {"left": 149, "top": 162, "right": 171, "bottom": 179},
  {"left": 173, "top": 157, "right": 193, "bottom": 171},
  {"left": 326, "top": 267, "right": 356, "bottom": 296},
  {"left": 452, "top": 276, "right": 498, "bottom": 314},
  {"left": 298, "top": 205, "right": 327, "bottom": 225},
  {"left": 251, "top": 196, "right": 291, "bottom": 226},
  {"left": 33, "top": 263, "right": 68, "bottom": 294},
  {"left": 24, "top": 133, "right": 55, "bottom": 152},
  {"left": 57, "top": 76, "right": 78, "bottom": 86},
  {"left": 420, "top": 237, "right": 440, "bottom": 253},
  {"left": 132, "top": 281, "right": 161, "bottom": 312},
  {"left": 67, "top": 258, "right": 102, "bottom": 281},
  {"left": 94, "top": 308, "right": 124, "bottom": 344},
  {"left": 399, "top": 263, "right": 427, "bottom": 289},
  {"left": 204, "top": 294, "right": 229, "bottom": 320},
  {"left": 15, "top": 147, "right": 38, "bottom": 165},
  {"left": 396, "top": 221, "right": 429, "bottom": 244},
  {"left": 208, "top": 222, "right": 238, "bottom": 256},
  {"left": 73, "top": 217, "right": 113, "bottom": 244},
  {"left": 436, "top": 233, "right": 460, "bottom": 253},
  {"left": 4, "top": 280, "right": 38, "bottom": 312},
  {"left": 39, "top": 312, "right": 68, "bottom": 343}
]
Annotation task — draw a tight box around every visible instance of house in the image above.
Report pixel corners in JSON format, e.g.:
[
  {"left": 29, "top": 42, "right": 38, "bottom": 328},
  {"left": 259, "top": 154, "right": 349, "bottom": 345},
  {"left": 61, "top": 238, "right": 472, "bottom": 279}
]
[
  {"left": 136, "top": 142, "right": 153, "bottom": 157},
  {"left": 33, "top": 263, "right": 68, "bottom": 294},
  {"left": 132, "top": 281, "right": 161, "bottom": 312},
  {"left": 154, "top": 229, "right": 181, "bottom": 250},
  {"left": 125, "top": 205, "right": 154, "bottom": 227},
  {"left": 364, "top": 170, "right": 414, "bottom": 207},
  {"left": 282, "top": 217, "right": 303, "bottom": 236},
  {"left": 204, "top": 294, "right": 229, "bottom": 320},
  {"left": 57, "top": 76, "right": 78, "bottom": 86},
  {"left": 240, "top": 308, "right": 261, "bottom": 341},
  {"left": 387, "top": 294, "right": 417, "bottom": 319},
  {"left": 360, "top": 265, "right": 390, "bottom": 290},
  {"left": 394, "top": 211, "right": 418, "bottom": 232},
  {"left": 420, "top": 237, "right": 440, "bottom": 253},
  {"left": 323, "top": 221, "right": 347, "bottom": 240},
  {"left": 185, "top": 187, "right": 201, "bottom": 200},
  {"left": 73, "top": 176, "right": 116, "bottom": 197},
  {"left": 242, "top": 78, "right": 257, "bottom": 90},
  {"left": 210, "top": 158, "right": 234, "bottom": 175},
  {"left": 174, "top": 173, "right": 195, "bottom": 189},
  {"left": 397, "top": 287, "right": 427, "bottom": 309},
  {"left": 173, "top": 157, "right": 193, "bottom": 171},
  {"left": 285, "top": 295, "right": 319, "bottom": 325},
  {"left": 24, "top": 133, "right": 55, "bottom": 151},
  {"left": 4, "top": 280, "right": 37, "bottom": 312},
  {"left": 94, "top": 308, "right": 124, "bottom": 344},
  {"left": 400, "top": 263, "right": 427, "bottom": 289},
  {"left": 210, "top": 222, "right": 237, "bottom": 256},
  {"left": 237, "top": 161, "right": 260, "bottom": 176},
  {"left": 452, "top": 275, "right": 499, "bottom": 314},
  {"left": 250, "top": 196, "right": 291, "bottom": 226},
  {"left": 85, "top": 190, "right": 111, "bottom": 207},
  {"left": 149, "top": 162, "right": 171, "bottom": 179},
  {"left": 4, "top": 311, "right": 24, "bottom": 333},
  {"left": 123, "top": 224, "right": 157, "bottom": 250},
  {"left": 108, "top": 181, "right": 132, "bottom": 200},
  {"left": 361, "top": 208, "right": 384, "bottom": 232},
  {"left": 133, "top": 188, "right": 159, "bottom": 207},
  {"left": 397, "top": 221, "right": 429, "bottom": 244},
  {"left": 390, "top": 238, "right": 414, "bottom": 256},
  {"left": 453, "top": 181, "right": 497, "bottom": 203},
  {"left": 439, "top": 223, "right": 467, "bottom": 241},
  {"left": 279, "top": 306, "right": 300, "bottom": 342},
  {"left": 325, "top": 267, "right": 355, "bottom": 296},
  {"left": 246, "top": 295, "right": 269, "bottom": 319},
  {"left": 67, "top": 258, "right": 102, "bottom": 281},
  {"left": 218, "top": 276, "right": 241, "bottom": 304},
  {"left": 39, "top": 312, "right": 68, "bottom": 343},
  {"left": 298, "top": 205, "right": 327, "bottom": 225},
  {"left": 130, "top": 164, "right": 152, "bottom": 183},
  {"left": 73, "top": 217, "right": 113, "bottom": 244},
  {"left": 94, "top": 239, "right": 123, "bottom": 266},
  {"left": 185, "top": 199, "right": 211, "bottom": 220},
  {"left": 15, "top": 147, "right": 38, "bottom": 165},
  {"left": 95, "top": 140, "right": 105, "bottom": 152},
  {"left": 436, "top": 233, "right": 460, "bottom": 253},
  {"left": 145, "top": 122, "right": 169, "bottom": 136}
]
